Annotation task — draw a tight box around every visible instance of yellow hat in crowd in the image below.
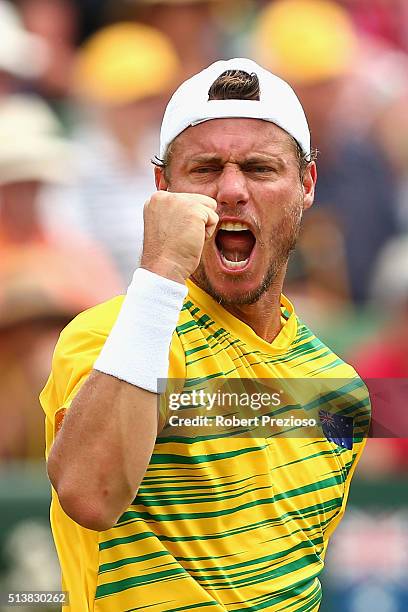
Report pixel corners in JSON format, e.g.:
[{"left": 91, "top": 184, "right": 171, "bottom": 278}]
[
  {"left": 252, "top": 0, "right": 356, "bottom": 85},
  {"left": 73, "top": 22, "right": 180, "bottom": 105}
]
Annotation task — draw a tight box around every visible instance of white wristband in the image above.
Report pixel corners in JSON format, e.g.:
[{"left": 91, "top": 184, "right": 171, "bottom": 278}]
[{"left": 94, "top": 268, "right": 187, "bottom": 393}]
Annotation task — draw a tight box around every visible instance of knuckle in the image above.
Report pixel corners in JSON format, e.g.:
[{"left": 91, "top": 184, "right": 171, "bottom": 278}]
[
  {"left": 195, "top": 208, "right": 208, "bottom": 223},
  {"left": 205, "top": 196, "right": 217, "bottom": 209},
  {"left": 152, "top": 190, "right": 168, "bottom": 204}
]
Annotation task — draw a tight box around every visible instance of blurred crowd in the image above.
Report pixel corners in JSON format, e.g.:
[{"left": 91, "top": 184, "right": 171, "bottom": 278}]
[{"left": 1, "top": 0, "right": 408, "bottom": 471}]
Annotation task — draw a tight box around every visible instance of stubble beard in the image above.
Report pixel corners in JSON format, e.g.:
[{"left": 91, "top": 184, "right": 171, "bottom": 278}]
[{"left": 192, "top": 195, "right": 304, "bottom": 306}]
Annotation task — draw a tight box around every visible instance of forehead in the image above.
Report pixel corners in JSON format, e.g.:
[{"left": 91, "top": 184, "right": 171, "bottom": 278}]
[{"left": 170, "top": 118, "right": 295, "bottom": 160}]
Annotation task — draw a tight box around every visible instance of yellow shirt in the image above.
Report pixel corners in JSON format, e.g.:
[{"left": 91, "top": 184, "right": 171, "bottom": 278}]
[{"left": 40, "top": 280, "right": 370, "bottom": 612}]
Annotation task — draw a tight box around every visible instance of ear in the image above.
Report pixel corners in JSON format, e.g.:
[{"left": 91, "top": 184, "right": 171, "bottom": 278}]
[
  {"left": 301, "top": 161, "right": 317, "bottom": 211},
  {"left": 154, "top": 166, "right": 168, "bottom": 191}
]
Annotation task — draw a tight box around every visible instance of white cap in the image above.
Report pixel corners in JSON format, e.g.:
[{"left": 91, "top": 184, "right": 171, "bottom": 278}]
[
  {"left": 0, "top": 95, "right": 72, "bottom": 185},
  {"left": 160, "top": 57, "right": 311, "bottom": 158},
  {"left": 0, "top": 0, "right": 48, "bottom": 79}
]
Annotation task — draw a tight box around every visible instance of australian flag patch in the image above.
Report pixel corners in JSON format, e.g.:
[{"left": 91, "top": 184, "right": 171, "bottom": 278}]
[{"left": 319, "top": 410, "right": 354, "bottom": 450}]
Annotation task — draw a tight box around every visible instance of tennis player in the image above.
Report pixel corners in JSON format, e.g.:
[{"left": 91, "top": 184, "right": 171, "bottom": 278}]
[{"left": 41, "top": 58, "right": 370, "bottom": 611}]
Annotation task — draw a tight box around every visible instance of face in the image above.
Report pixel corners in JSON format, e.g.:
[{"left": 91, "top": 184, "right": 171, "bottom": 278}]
[{"left": 156, "top": 118, "right": 316, "bottom": 306}]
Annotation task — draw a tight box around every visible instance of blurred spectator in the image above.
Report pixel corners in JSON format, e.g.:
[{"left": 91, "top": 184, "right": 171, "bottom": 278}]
[
  {"left": 340, "top": 0, "right": 408, "bottom": 54},
  {"left": 0, "top": 95, "right": 71, "bottom": 246},
  {"left": 337, "top": 5, "right": 408, "bottom": 238},
  {"left": 15, "top": 0, "right": 79, "bottom": 104},
  {"left": 251, "top": 0, "right": 399, "bottom": 304},
  {"left": 0, "top": 0, "right": 48, "bottom": 97},
  {"left": 0, "top": 94, "right": 122, "bottom": 460},
  {"left": 0, "top": 246, "right": 120, "bottom": 460},
  {"left": 49, "top": 22, "right": 180, "bottom": 285},
  {"left": 351, "top": 236, "right": 408, "bottom": 378},
  {"left": 375, "top": 91, "right": 408, "bottom": 233},
  {"left": 108, "top": 0, "right": 224, "bottom": 81},
  {"left": 349, "top": 236, "right": 408, "bottom": 475}
]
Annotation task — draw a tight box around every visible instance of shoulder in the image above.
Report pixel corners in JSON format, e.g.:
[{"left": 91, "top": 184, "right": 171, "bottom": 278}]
[
  {"left": 294, "top": 318, "right": 362, "bottom": 379},
  {"left": 46, "top": 297, "right": 125, "bottom": 405},
  {"left": 296, "top": 317, "right": 371, "bottom": 411},
  {"left": 40, "top": 296, "right": 126, "bottom": 439},
  {"left": 57, "top": 295, "right": 125, "bottom": 353},
  {"left": 295, "top": 319, "right": 371, "bottom": 436}
]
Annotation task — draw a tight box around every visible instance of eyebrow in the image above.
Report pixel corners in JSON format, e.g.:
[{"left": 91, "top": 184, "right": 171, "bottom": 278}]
[
  {"left": 243, "top": 155, "right": 286, "bottom": 166},
  {"left": 188, "top": 154, "right": 224, "bottom": 165},
  {"left": 187, "top": 153, "right": 287, "bottom": 166}
]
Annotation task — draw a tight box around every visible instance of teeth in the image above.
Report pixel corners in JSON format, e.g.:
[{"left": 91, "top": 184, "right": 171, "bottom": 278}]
[
  {"left": 219, "top": 222, "right": 249, "bottom": 231},
  {"left": 221, "top": 255, "right": 249, "bottom": 269}
]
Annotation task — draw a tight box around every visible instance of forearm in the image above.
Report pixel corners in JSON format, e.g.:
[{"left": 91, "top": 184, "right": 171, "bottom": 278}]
[{"left": 47, "top": 370, "right": 158, "bottom": 531}]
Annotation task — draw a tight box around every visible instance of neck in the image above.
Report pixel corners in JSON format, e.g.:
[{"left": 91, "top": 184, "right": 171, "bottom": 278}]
[
  {"left": 194, "top": 266, "right": 287, "bottom": 343},
  {"left": 223, "top": 287, "right": 283, "bottom": 343}
]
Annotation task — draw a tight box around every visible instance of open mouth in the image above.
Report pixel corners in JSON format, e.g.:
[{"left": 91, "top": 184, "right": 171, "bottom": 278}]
[{"left": 215, "top": 221, "right": 256, "bottom": 271}]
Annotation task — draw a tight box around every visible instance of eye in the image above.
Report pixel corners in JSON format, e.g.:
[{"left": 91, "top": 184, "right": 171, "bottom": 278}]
[
  {"left": 245, "top": 165, "right": 276, "bottom": 174},
  {"left": 192, "top": 166, "right": 219, "bottom": 174}
]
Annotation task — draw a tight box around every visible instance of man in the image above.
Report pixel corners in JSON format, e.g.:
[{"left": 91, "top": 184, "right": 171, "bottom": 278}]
[{"left": 41, "top": 59, "right": 370, "bottom": 611}]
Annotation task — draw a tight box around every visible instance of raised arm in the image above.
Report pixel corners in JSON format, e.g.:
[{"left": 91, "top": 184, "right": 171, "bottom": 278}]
[{"left": 46, "top": 191, "right": 218, "bottom": 531}]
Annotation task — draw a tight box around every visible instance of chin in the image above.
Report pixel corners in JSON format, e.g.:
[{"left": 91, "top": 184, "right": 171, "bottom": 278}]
[{"left": 193, "top": 265, "right": 273, "bottom": 307}]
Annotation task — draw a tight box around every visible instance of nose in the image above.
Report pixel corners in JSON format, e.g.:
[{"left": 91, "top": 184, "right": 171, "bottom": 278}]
[{"left": 216, "top": 164, "right": 249, "bottom": 207}]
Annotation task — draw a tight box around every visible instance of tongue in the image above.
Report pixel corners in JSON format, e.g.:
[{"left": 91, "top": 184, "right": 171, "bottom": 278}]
[{"left": 216, "top": 230, "right": 255, "bottom": 262}]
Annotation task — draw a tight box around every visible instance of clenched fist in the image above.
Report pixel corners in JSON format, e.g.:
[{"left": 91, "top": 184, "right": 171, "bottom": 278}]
[{"left": 141, "top": 191, "right": 219, "bottom": 284}]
